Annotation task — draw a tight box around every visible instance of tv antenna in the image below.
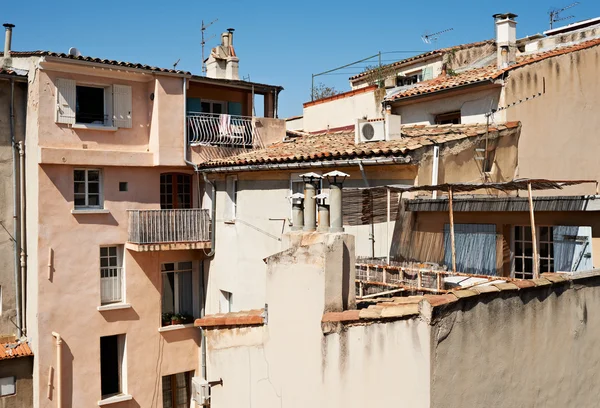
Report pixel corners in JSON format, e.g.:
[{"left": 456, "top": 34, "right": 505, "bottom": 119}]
[
  {"left": 201, "top": 18, "right": 218, "bottom": 75},
  {"left": 549, "top": 2, "right": 579, "bottom": 29},
  {"left": 173, "top": 58, "right": 180, "bottom": 69},
  {"left": 421, "top": 28, "right": 454, "bottom": 45}
]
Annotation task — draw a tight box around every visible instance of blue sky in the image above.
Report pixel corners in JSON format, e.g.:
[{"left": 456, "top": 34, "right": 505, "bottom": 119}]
[{"left": 3, "top": 0, "right": 599, "bottom": 117}]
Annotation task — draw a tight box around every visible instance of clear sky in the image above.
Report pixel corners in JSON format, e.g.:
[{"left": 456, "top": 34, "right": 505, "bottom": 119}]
[{"left": 3, "top": 0, "right": 599, "bottom": 118}]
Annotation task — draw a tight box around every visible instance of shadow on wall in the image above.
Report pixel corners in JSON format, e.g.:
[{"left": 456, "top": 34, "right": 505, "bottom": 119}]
[{"left": 99, "top": 308, "right": 140, "bottom": 323}]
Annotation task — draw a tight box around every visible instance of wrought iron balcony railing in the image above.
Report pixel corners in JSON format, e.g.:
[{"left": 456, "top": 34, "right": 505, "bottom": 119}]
[{"left": 187, "top": 112, "right": 256, "bottom": 148}]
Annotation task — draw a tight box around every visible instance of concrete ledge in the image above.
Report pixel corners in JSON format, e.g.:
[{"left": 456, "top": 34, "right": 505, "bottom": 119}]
[
  {"left": 195, "top": 309, "right": 265, "bottom": 329},
  {"left": 97, "top": 303, "right": 131, "bottom": 312},
  {"left": 71, "top": 209, "right": 111, "bottom": 215},
  {"left": 40, "top": 146, "right": 154, "bottom": 167},
  {"left": 125, "top": 241, "right": 211, "bottom": 252},
  {"left": 98, "top": 394, "right": 133, "bottom": 406},
  {"left": 158, "top": 323, "right": 195, "bottom": 333}
]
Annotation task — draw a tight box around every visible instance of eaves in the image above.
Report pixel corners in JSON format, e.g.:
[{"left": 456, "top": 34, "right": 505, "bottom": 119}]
[{"left": 386, "top": 79, "right": 503, "bottom": 107}]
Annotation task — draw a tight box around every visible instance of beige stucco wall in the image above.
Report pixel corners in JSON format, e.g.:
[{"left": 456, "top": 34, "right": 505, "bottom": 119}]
[
  {"left": 431, "top": 275, "right": 600, "bottom": 408},
  {"left": 0, "top": 79, "right": 27, "bottom": 337},
  {"left": 506, "top": 44, "right": 600, "bottom": 195},
  {"left": 302, "top": 89, "right": 384, "bottom": 132},
  {"left": 206, "top": 233, "right": 431, "bottom": 408}
]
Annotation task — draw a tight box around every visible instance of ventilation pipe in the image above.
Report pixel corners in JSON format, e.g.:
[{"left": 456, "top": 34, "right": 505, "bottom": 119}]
[
  {"left": 493, "top": 13, "right": 518, "bottom": 69},
  {"left": 3, "top": 23, "right": 14, "bottom": 59},
  {"left": 290, "top": 193, "right": 305, "bottom": 231},
  {"left": 324, "top": 171, "right": 349, "bottom": 233},
  {"left": 51, "top": 332, "right": 62, "bottom": 408},
  {"left": 315, "top": 193, "right": 330, "bottom": 232},
  {"left": 300, "top": 173, "right": 323, "bottom": 232}
]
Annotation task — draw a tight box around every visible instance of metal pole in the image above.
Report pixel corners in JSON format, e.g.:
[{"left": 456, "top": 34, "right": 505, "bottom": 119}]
[
  {"left": 329, "top": 183, "right": 343, "bottom": 233},
  {"left": 448, "top": 188, "right": 457, "bottom": 274},
  {"left": 311, "top": 74, "right": 315, "bottom": 101},
  {"left": 387, "top": 188, "right": 391, "bottom": 265},
  {"left": 528, "top": 182, "right": 540, "bottom": 279},
  {"left": 303, "top": 182, "right": 317, "bottom": 232}
]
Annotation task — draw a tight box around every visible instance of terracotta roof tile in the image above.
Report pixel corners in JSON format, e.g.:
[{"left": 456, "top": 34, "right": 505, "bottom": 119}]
[
  {"left": 386, "top": 38, "right": 600, "bottom": 102},
  {"left": 0, "top": 341, "right": 33, "bottom": 360},
  {"left": 0, "top": 68, "right": 25, "bottom": 77},
  {"left": 199, "top": 122, "right": 521, "bottom": 169},
  {"left": 195, "top": 309, "right": 265, "bottom": 329}
]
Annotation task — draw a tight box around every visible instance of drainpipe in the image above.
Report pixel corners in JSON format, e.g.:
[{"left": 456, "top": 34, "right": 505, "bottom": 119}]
[
  {"left": 18, "top": 141, "right": 26, "bottom": 335},
  {"left": 358, "top": 162, "right": 375, "bottom": 258},
  {"left": 431, "top": 145, "right": 440, "bottom": 199},
  {"left": 200, "top": 262, "right": 207, "bottom": 381},
  {"left": 51, "top": 332, "right": 62, "bottom": 408},
  {"left": 9, "top": 78, "right": 22, "bottom": 338}
]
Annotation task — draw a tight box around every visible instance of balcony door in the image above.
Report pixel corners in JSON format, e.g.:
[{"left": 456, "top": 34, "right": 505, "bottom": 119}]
[{"left": 160, "top": 173, "right": 192, "bottom": 209}]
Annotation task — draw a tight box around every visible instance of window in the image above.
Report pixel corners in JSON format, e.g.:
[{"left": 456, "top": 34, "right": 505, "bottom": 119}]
[
  {"left": 160, "top": 174, "right": 192, "bottom": 209},
  {"left": 56, "top": 78, "right": 132, "bottom": 128},
  {"left": 513, "top": 226, "right": 555, "bottom": 279},
  {"left": 100, "top": 246, "right": 124, "bottom": 305},
  {"left": 396, "top": 71, "right": 423, "bottom": 87},
  {"left": 100, "top": 334, "right": 126, "bottom": 399},
  {"left": 162, "top": 262, "right": 194, "bottom": 326},
  {"left": 0, "top": 377, "right": 15, "bottom": 396},
  {"left": 224, "top": 175, "right": 238, "bottom": 222},
  {"left": 119, "top": 182, "right": 128, "bottom": 192},
  {"left": 201, "top": 100, "right": 226, "bottom": 114},
  {"left": 220, "top": 290, "right": 232, "bottom": 313},
  {"left": 162, "top": 372, "right": 192, "bottom": 408},
  {"left": 435, "top": 111, "right": 461, "bottom": 125},
  {"left": 74, "top": 169, "right": 102, "bottom": 209}
]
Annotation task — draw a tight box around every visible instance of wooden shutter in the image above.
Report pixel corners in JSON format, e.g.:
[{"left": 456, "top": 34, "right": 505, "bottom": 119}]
[
  {"left": 227, "top": 102, "right": 243, "bottom": 116},
  {"left": 113, "top": 84, "right": 132, "bottom": 128},
  {"left": 56, "top": 78, "right": 76, "bottom": 124},
  {"left": 422, "top": 66, "right": 433, "bottom": 81}
]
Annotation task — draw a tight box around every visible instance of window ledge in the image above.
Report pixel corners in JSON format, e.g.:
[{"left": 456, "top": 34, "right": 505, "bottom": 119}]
[
  {"left": 73, "top": 124, "right": 118, "bottom": 132},
  {"left": 97, "top": 303, "right": 131, "bottom": 312},
  {"left": 71, "top": 209, "right": 110, "bottom": 215},
  {"left": 98, "top": 394, "right": 133, "bottom": 406},
  {"left": 158, "top": 323, "right": 195, "bottom": 333}
]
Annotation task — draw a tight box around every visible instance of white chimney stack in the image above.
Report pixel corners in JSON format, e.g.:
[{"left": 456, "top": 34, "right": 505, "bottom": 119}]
[
  {"left": 493, "top": 13, "right": 518, "bottom": 69},
  {"left": 206, "top": 28, "right": 240, "bottom": 80},
  {"left": 3, "top": 23, "right": 14, "bottom": 59}
]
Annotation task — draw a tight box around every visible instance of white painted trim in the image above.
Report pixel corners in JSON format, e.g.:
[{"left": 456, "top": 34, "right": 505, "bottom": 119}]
[
  {"left": 97, "top": 303, "right": 131, "bottom": 312},
  {"left": 71, "top": 209, "right": 110, "bottom": 215},
  {"left": 158, "top": 323, "right": 195, "bottom": 333},
  {"left": 98, "top": 394, "right": 133, "bottom": 406},
  {"left": 72, "top": 124, "right": 118, "bottom": 131}
]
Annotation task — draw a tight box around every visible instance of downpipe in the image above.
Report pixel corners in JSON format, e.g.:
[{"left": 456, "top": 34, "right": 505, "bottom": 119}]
[
  {"left": 51, "top": 332, "right": 62, "bottom": 408},
  {"left": 18, "top": 140, "right": 26, "bottom": 335}
]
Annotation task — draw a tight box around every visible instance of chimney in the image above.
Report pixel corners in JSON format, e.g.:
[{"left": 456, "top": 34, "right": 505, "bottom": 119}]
[
  {"left": 3, "top": 23, "right": 14, "bottom": 58},
  {"left": 206, "top": 28, "right": 240, "bottom": 80},
  {"left": 493, "top": 13, "right": 518, "bottom": 69}
]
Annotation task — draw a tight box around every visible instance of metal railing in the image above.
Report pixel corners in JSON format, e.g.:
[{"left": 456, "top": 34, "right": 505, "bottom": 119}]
[
  {"left": 187, "top": 112, "right": 256, "bottom": 147},
  {"left": 127, "top": 209, "right": 211, "bottom": 245},
  {"left": 101, "top": 267, "right": 123, "bottom": 304}
]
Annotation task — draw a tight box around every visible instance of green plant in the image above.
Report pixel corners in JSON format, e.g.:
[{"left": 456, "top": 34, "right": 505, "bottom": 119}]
[
  {"left": 162, "top": 312, "right": 173, "bottom": 323},
  {"left": 171, "top": 314, "right": 184, "bottom": 324}
]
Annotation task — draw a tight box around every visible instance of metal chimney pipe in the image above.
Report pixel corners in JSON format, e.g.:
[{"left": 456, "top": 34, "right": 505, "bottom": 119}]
[
  {"left": 303, "top": 182, "right": 317, "bottom": 232},
  {"left": 329, "top": 183, "right": 343, "bottom": 233},
  {"left": 316, "top": 193, "right": 330, "bottom": 232},
  {"left": 290, "top": 193, "right": 304, "bottom": 231},
  {"left": 3, "top": 23, "right": 15, "bottom": 58},
  {"left": 227, "top": 28, "right": 235, "bottom": 45}
]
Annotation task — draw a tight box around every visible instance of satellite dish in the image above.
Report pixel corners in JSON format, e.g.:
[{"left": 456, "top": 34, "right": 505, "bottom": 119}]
[{"left": 68, "top": 47, "right": 82, "bottom": 57}]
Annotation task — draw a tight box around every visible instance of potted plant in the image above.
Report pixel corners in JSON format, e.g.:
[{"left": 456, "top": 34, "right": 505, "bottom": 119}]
[
  {"left": 171, "top": 314, "right": 183, "bottom": 325},
  {"left": 162, "top": 312, "right": 173, "bottom": 326},
  {"left": 181, "top": 314, "right": 194, "bottom": 324}
]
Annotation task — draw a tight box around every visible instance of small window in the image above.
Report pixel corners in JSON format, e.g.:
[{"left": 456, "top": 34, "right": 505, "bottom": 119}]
[
  {"left": 74, "top": 169, "right": 102, "bottom": 209},
  {"left": 100, "top": 334, "right": 126, "bottom": 399},
  {"left": 225, "top": 175, "right": 238, "bottom": 222},
  {"left": 0, "top": 376, "right": 15, "bottom": 396},
  {"left": 100, "top": 246, "right": 124, "bottom": 305},
  {"left": 76, "top": 85, "right": 106, "bottom": 124},
  {"left": 220, "top": 290, "right": 233, "bottom": 313},
  {"left": 435, "top": 111, "right": 461, "bottom": 125},
  {"left": 396, "top": 73, "right": 423, "bottom": 87},
  {"left": 161, "top": 262, "right": 194, "bottom": 326},
  {"left": 119, "top": 182, "right": 128, "bottom": 192},
  {"left": 162, "top": 372, "right": 192, "bottom": 408}
]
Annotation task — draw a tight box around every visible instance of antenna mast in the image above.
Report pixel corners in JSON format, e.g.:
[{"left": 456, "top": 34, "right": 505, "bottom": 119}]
[
  {"left": 549, "top": 2, "right": 579, "bottom": 29},
  {"left": 421, "top": 28, "right": 454, "bottom": 45},
  {"left": 201, "top": 18, "right": 218, "bottom": 75}
]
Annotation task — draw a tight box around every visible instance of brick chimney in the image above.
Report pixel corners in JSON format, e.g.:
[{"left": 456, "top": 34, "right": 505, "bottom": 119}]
[
  {"left": 206, "top": 28, "right": 240, "bottom": 80},
  {"left": 493, "top": 13, "right": 518, "bottom": 69}
]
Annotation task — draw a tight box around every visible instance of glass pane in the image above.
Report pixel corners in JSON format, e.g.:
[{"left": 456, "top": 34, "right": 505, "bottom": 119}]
[
  {"left": 175, "top": 373, "right": 186, "bottom": 387},
  {"left": 178, "top": 271, "right": 193, "bottom": 316},
  {"left": 88, "top": 183, "right": 99, "bottom": 194},
  {"left": 540, "top": 227, "right": 550, "bottom": 242},
  {"left": 74, "top": 196, "right": 86, "bottom": 207},
  {"left": 524, "top": 241, "right": 533, "bottom": 257},
  {"left": 524, "top": 227, "right": 532, "bottom": 241},
  {"left": 100, "top": 247, "right": 108, "bottom": 257},
  {"left": 213, "top": 103, "right": 223, "bottom": 114},
  {"left": 540, "top": 243, "right": 550, "bottom": 257},
  {"left": 88, "top": 171, "right": 100, "bottom": 182},
  {"left": 74, "top": 170, "right": 85, "bottom": 182},
  {"left": 176, "top": 387, "right": 187, "bottom": 405},
  {"left": 100, "top": 258, "right": 109, "bottom": 267},
  {"left": 88, "top": 195, "right": 100, "bottom": 206},
  {"left": 109, "top": 247, "right": 117, "bottom": 256},
  {"left": 179, "top": 262, "right": 192, "bottom": 271},
  {"left": 109, "top": 257, "right": 117, "bottom": 267},
  {"left": 162, "top": 375, "right": 173, "bottom": 408},
  {"left": 162, "top": 273, "right": 175, "bottom": 315},
  {"left": 74, "top": 183, "right": 86, "bottom": 194},
  {"left": 162, "top": 263, "right": 175, "bottom": 272},
  {"left": 515, "top": 258, "right": 522, "bottom": 272},
  {"left": 540, "top": 259, "right": 549, "bottom": 272},
  {"left": 524, "top": 258, "right": 533, "bottom": 273},
  {"left": 514, "top": 226, "right": 521, "bottom": 241}
]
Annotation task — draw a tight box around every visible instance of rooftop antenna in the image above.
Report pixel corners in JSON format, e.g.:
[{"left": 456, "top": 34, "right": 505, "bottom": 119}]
[
  {"left": 549, "top": 2, "right": 580, "bottom": 29},
  {"left": 201, "top": 18, "right": 218, "bottom": 75},
  {"left": 173, "top": 58, "right": 180, "bottom": 69},
  {"left": 421, "top": 28, "right": 454, "bottom": 45}
]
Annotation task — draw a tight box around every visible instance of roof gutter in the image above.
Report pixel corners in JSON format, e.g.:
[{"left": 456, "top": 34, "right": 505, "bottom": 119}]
[{"left": 198, "top": 156, "right": 412, "bottom": 174}]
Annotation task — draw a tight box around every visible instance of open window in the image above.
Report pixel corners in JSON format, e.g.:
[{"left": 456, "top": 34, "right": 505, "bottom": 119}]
[
  {"left": 100, "top": 334, "right": 126, "bottom": 399},
  {"left": 224, "top": 175, "right": 238, "bottom": 222},
  {"left": 162, "top": 371, "right": 192, "bottom": 408},
  {"left": 435, "top": 111, "right": 461, "bottom": 125}
]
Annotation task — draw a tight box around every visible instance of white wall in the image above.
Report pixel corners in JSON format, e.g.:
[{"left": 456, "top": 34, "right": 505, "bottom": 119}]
[
  {"left": 285, "top": 117, "right": 304, "bottom": 131},
  {"left": 303, "top": 91, "right": 382, "bottom": 132}
]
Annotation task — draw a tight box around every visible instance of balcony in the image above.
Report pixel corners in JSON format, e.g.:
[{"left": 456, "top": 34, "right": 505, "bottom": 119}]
[
  {"left": 127, "top": 209, "right": 211, "bottom": 252},
  {"left": 187, "top": 112, "right": 256, "bottom": 148}
]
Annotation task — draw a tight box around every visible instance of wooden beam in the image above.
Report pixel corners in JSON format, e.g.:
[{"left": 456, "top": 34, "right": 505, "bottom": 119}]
[
  {"left": 527, "top": 182, "right": 540, "bottom": 279},
  {"left": 448, "top": 188, "right": 457, "bottom": 274}
]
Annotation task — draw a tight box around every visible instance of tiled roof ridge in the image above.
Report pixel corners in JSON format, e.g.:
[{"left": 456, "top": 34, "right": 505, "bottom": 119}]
[
  {"left": 321, "top": 271, "right": 592, "bottom": 334},
  {"left": 349, "top": 39, "right": 495, "bottom": 81},
  {"left": 0, "top": 340, "right": 33, "bottom": 360},
  {"left": 1, "top": 50, "right": 190, "bottom": 75},
  {"left": 195, "top": 308, "right": 265, "bottom": 329}
]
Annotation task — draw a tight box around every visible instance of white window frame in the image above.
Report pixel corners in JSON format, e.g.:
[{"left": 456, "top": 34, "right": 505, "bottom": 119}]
[
  {"left": 225, "top": 175, "right": 238, "bottom": 222},
  {"left": 100, "top": 245, "right": 125, "bottom": 305},
  {"left": 511, "top": 225, "right": 555, "bottom": 279},
  {"left": 74, "top": 169, "right": 103, "bottom": 209},
  {"left": 220, "top": 290, "right": 233, "bottom": 313},
  {"left": 74, "top": 83, "right": 111, "bottom": 126},
  {"left": 0, "top": 376, "right": 15, "bottom": 396},
  {"left": 201, "top": 99, "right": 227, "bottom": 114}
]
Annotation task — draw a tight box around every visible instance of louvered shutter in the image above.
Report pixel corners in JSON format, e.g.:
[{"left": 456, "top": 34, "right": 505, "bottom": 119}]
[
  {"left": 56, "top": 78, "right": 76, "bottom": 124},
  {"left": 113, "top": 84, "right": 132, "bottom": 128}
]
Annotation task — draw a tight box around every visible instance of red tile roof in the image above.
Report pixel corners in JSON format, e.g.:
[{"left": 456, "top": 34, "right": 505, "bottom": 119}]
[
  {"left": 199, "top": 122, "right": 521, "bottom": 169},
  {"left": 349, "top": 39, "right": 495, "bottom": 82},
  {"left": 195, "top": 309, "right": 265, "bottom": 329},
  {"left": 0, "top": 67, "right": 25, "bottom": 77},
  {"left": 386, "top": 38, "right": 600, "bottom": 102},
  {"left": 0, "top": 341, "right": 33, "bottom": 360}
]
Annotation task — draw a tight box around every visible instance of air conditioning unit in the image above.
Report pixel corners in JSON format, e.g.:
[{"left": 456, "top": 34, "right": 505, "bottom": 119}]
[
  {"left": 192, "top": 377, "right": 210, "bottom": 406},
  {"left": 355, "top": 119, "right": 385, "bottom": 143}
]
